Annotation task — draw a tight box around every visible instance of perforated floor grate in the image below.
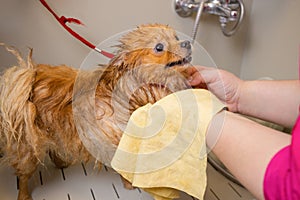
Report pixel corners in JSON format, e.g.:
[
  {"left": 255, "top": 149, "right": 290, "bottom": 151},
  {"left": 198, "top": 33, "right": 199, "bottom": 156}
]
[{"left": 0, "top": 161, "right": 255, "bottom": 200}]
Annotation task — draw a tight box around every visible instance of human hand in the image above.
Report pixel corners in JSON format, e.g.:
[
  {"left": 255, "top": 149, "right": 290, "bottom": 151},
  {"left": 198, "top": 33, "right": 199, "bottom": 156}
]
[{"left": 186, "top": 66, "right": 244, "bottom": 112}]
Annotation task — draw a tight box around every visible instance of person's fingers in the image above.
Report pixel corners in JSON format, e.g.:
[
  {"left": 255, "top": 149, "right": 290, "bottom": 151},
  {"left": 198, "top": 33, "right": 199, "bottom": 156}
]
[
  {"left": 186, "top": 66, "right": 209, "bottom": 76},
  {"left": 187, "top": 66, "right": 215, "bottom": 86},
  {"left": 184, "top": 66, "right": 195, "bottom": 74},
  {"left": 188, "top": 71, "right": 202, "bottom": 85}
]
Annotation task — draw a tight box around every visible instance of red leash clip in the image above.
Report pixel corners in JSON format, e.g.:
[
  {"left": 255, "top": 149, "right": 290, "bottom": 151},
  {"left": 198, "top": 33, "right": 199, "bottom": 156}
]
[{"left": 39, "top": 0, "right": 114, "bottom": 59}]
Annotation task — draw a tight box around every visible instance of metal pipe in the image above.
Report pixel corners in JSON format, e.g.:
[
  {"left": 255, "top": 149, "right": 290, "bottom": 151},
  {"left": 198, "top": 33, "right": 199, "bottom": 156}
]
[{"left": 221, "top": 0, "right": 245, "bottom": 36}]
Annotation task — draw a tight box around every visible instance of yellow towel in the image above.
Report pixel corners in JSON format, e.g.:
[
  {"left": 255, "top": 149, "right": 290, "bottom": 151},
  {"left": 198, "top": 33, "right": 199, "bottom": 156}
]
[{"left": 111, "top": 89, "right": 226, "bottom": 200}]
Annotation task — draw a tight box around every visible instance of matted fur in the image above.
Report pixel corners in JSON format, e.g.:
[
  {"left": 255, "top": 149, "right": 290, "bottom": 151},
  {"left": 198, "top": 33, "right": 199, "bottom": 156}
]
[{"left": 0, "top": 24, "right": 192, "bottom": 200}]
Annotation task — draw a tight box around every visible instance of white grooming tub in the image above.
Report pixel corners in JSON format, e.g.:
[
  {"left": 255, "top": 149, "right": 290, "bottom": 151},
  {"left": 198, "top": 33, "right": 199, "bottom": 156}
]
[{"left": 0, "top": 160, "right": 255, "bottom": 200}]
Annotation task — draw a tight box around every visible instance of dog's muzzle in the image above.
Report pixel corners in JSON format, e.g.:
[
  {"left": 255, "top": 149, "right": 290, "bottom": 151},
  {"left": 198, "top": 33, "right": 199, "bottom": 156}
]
[{"left": 165, "top": 40, "right": 192, "bottom": 68}]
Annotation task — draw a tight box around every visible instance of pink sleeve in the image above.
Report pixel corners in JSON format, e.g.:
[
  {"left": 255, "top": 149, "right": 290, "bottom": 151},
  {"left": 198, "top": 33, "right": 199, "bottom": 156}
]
[{"left": 264, "top": 114, "right": 300, "bottom": 200}]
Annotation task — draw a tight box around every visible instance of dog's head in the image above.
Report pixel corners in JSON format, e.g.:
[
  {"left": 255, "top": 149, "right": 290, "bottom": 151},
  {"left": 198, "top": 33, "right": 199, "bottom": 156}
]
[
  {"left": 110, "top": 24, "right": 192, "bottom": 69},
  {"left": 98, "top": 24, "right": 194, "bottom": 116}
]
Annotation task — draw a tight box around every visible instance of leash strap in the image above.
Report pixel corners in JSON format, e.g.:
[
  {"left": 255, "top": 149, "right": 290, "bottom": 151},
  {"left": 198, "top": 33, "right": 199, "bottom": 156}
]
[{"left": 39, "top": 0, "right": 114, "bottom": 59}]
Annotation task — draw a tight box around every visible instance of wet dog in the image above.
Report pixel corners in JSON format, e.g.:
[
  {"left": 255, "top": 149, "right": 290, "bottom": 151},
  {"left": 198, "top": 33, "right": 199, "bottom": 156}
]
[{"left": 0, "top": 24, "right": 192, "bottom": 200}]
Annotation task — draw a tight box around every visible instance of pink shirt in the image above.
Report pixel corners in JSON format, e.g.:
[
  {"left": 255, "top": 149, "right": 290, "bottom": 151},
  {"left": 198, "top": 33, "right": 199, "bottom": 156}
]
[{"left": 264, "top": 113, "right": 300, "bottom": 199}]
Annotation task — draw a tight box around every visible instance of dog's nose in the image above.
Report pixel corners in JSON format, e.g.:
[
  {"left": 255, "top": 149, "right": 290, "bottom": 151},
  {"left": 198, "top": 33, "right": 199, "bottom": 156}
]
[{"left": 180, "top": 40, "right": 191, "bottom": 50}]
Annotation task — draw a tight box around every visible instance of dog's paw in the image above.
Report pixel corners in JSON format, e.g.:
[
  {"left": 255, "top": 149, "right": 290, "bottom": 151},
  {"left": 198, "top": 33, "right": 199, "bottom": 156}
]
[{"left": 120, "top": 176, "right": 135, "bottom": 190}]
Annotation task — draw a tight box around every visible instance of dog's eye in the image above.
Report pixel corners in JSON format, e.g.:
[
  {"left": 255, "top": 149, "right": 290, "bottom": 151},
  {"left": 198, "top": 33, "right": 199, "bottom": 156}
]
[
  {"left": 155, "top": 43, "right": 164, "bottom": 52},
  {"left": 175, "top": 35, "right": 179, "bottom": 41}
]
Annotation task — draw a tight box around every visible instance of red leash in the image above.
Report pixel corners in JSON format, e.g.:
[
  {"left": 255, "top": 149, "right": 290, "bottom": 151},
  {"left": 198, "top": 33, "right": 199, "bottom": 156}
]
[{"left": 39, "top": 0, "right": 114, "bottom": 59}]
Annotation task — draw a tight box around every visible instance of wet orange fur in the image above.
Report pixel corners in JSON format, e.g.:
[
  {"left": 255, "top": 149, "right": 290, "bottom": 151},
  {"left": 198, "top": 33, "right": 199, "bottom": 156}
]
[{"left": 0, "top": 24, "right": 192, "bottom": 200}]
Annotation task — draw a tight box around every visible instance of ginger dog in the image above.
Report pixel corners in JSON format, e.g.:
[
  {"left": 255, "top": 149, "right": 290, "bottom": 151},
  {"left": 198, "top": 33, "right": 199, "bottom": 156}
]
[{"left": 0, "top": 24, "right": 192, "bottom": 200}]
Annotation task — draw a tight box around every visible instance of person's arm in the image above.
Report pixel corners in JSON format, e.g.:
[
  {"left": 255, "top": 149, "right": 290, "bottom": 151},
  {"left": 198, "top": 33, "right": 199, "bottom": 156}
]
[
  {"left": 207, "top": 110, "right": 291, "bottom": 200},
  {"left": 238, "top": 80, "right": 300, "bottom": 128},
  {"left": 187, "top": 66, "right": 300, "bottom": 128}
]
